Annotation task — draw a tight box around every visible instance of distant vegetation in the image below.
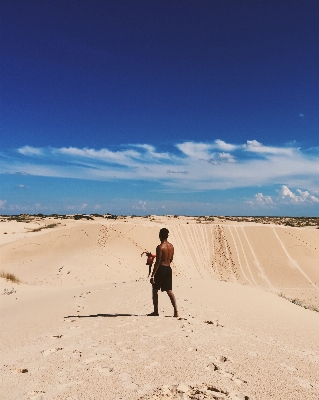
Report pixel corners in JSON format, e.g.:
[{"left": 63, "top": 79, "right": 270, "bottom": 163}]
[
  {"left": 279, "top": 293, "right": 318, "bottom": 313},
  {"left": 0, "top": 214, "right": 318, "bottom": 228},
  {"left": 106, "top": 214, "right": 118, "bottom": 219},
  {"left": 0, "top": 271, "right": 21, "bottom": 283},
  {"left": 29, "top": 223, "right": 59, "bottom": 232},
  {"left": 73, "top": 214, "right": 94, "bottom": 220},
  {"left": 193, "top": 215, "right": 319, "bottom": 228}
]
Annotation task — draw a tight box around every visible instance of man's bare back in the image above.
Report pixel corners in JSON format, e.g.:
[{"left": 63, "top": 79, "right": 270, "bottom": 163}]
[
  {"left": 156, "top": 240, "right": 174, "bottom": 267},
  {"left": 148, "top": 228, "right": 178, "bottom": 317}
]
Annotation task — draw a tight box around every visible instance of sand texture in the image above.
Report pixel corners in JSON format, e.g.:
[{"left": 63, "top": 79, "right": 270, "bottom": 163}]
[{"left": 1, "top": 216, "right": 319, "bottom": 399}]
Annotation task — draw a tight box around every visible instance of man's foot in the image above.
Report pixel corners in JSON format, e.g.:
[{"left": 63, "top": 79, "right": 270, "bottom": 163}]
[{"left": 147, "top": 312, "right": 159, "bottom": 316}]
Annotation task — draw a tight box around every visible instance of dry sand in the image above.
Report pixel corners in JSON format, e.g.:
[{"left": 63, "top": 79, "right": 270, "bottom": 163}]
[{"left": 1, "top": 216, "right": 318, "bottom": 399}]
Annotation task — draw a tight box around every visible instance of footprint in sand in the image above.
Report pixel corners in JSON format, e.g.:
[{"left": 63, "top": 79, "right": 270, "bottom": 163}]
[
  {"left": 219, "top": 370, "right": 235, "bottom": 379},
  {"left": 152, "top": 344, "right": 166, "bottom": 352},
  {"left": 295, "top": 377, "right": 314, "bottom": 390},
  {"left": 206, "top": 362, "right": 219, "bottom": 371},
  {"left": 145, "top": 361, "right": 160, "bottom": 370},
  {"left": 139, "top": 352, "right": 149, "bottom": 359},
  {"left": 207, "top": 355, "right": 230, "bottom": 370},
  {"left": 41, "top": 348, "right": 63, "bottom": 356},
  {"left": 82, "top": 356, "right": 108, "bottom": 364},
  {"left": 119, "top": 372, "right": 138, "bottom": 390},
  {"left": 206, "top": 357, "right": 246, "bottom": 386},
  {"left": 27, "top": 391, "right": 46, "bottom": 400},
  {"left": 93, "top": 365, "right": 114, "bottom": 376},
  {"left": 116, "top": 340, "right": 132, "bottom": 346},
  {"left": 72, "top": 350, "right": 82, "bottom": 359},
  {"left": 138, "top": 383, "right": 249, "bottom": 399},
  {"left": 232, "top": 378, "right": 246, "bottom": 386},
  {"left": 280, "top": 362, "right": 297, "bottom": 372},
  {"left": 217, "top": 356, "right": 230, "bottom": 363},
  {"left": 247, "top": 351, "right": 259, "bottom": 357},
  {"left": 205, "top": 320, "right": 224, "bottom": 327}
]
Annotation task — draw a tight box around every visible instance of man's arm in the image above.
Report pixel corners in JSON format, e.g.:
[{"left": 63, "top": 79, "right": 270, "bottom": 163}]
[
  {"left": 170, "top": 246, "right": 174, "bottom": 263},
  {"left": 150, "top": 245, "right": 161, "bottom": 282}
]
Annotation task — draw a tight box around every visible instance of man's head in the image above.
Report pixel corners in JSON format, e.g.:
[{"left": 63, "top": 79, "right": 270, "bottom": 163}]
[{"left": 159, "top": 227, "right": 169, "bottom": 240}]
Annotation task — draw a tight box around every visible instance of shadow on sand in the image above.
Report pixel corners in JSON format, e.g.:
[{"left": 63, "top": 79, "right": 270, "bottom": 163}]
[{"left": 64, "top": 313, "right": 140, "bottom": 319}]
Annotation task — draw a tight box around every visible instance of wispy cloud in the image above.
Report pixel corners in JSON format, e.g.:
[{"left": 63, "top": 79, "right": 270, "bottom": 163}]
[
  {"left": 1, "top": 202, "right": 48, "bottom": 212},
  {"left": 67, "top": 203, "right": 88, "bottom": 211},
  {"left": 57, "top": 147, "right": 141, "bottom": 165},
  {"left": 18, "top": 146, "right": 44, "bottom": 156},
  {"left": 243, "top": 140, "right": 296, "bottom": 156},
  {"left": 132, "top": 200, "right": 147, "bottom": 210},
  {"left": 1, "top": 140, "right": 318, "bottom": 194}
]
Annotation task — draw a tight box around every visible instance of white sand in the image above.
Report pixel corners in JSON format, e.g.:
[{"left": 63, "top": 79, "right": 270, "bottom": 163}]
[{"left": 1, "top": 216, "right": 318, "bottom": 399}]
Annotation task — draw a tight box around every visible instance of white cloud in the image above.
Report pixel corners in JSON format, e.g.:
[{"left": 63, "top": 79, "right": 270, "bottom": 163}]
[
  {"left": 309, "top": 195, "right": 319, "bottom": 203},
  {"left": 243, "top": 140, "right": 296, "bottom": 156},
  {"left": 132, "top": 144, "right": 170, "bottom": 159},
  {"left": 214, "top": 139, "right": 238, "bottom": 151},
  {"left": 216, "top": 152, "right": 236, "bottom": 163},
  {"left": 0, "top": 199, "right": 6, "bottom": 209},
  {"left": 280, "top": 185, "right": 295, "bottom": 199},
  {"left": 248, "top": 185, "right": 319, "bottom": 208},
  {"left": 2, "top": 140, "right": 318, "bottom": 194},
  {"left": 255, "top": 193, "right": 273, "bottom": 205},
  {"left": 176, "top": 142, "right": 237, "bottom": 165},
  {"left": 176, "top": 142, "right": 214, "bottom": 159},
  {"left": 247, "top": 193, "right": 273, "bottom": 207},
  {"left": 279, "top": 185, "right": 319, "bottom": 204},
  {"left": 58, "top": 147, "right": 140, "bottom": 165},
  {"left": 18, "top": 146, "right": 43, "bottom": 156}
]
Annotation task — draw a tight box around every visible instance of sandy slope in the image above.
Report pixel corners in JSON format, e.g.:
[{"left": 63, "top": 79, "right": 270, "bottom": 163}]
[{"left": 1, "top": 217, "right": 319, "bottom": 399}]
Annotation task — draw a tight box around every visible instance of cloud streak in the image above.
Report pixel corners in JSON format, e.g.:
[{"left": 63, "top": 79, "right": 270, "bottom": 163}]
[{"left": 1, "top": 140, "right": 318, "bottom": 193}]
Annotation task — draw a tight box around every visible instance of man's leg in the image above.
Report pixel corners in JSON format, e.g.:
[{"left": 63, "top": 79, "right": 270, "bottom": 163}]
[
  {"left": 167, "top": 290, "right": 178, "bottom": 317},
  {"left": 148, "top": 286, "right": 159, "bottom": 316}
]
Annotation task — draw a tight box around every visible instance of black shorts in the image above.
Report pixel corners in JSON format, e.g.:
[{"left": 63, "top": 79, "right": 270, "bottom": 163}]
[{"left": 153, "top": 265, "right": 172, "bottom": 292}]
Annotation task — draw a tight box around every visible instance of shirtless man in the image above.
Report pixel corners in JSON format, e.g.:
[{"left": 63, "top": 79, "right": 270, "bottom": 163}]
[{"left": 148, "top": 228, "right": 178, "bottom": 317}]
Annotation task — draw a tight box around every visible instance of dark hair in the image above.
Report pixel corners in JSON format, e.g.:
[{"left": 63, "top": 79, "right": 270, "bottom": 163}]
[{"left": 159, "top": 228, "right": 169, "bottom": 239}]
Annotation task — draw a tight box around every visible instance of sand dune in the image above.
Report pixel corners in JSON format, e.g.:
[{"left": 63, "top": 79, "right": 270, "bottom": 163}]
[{"left": 1, "top": 217, "right": 318, "bottom": 399}]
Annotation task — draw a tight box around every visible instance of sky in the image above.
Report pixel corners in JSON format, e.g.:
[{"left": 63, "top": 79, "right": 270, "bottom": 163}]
[{"left": 1, "top": 0, "right": 319, "bottom": 216}]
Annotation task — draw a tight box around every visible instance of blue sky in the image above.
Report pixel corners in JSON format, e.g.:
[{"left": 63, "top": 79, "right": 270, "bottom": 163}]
[{"left": 1, "top": 1, "right": 319, "bottom": 216}]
